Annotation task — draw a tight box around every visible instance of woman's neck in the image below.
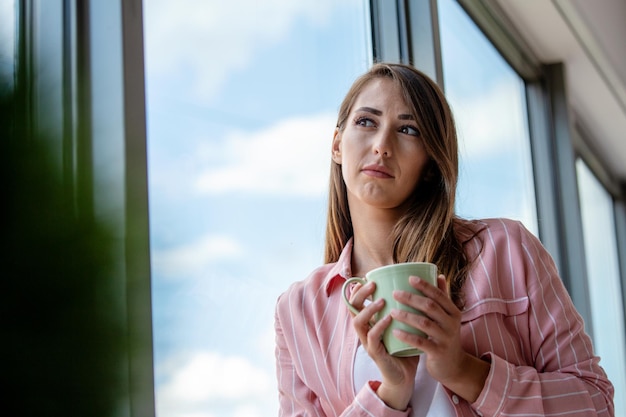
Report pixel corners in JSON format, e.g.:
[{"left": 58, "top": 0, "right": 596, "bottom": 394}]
[{"left": 350, "top": 205, "right": 401, "bottom": 277}]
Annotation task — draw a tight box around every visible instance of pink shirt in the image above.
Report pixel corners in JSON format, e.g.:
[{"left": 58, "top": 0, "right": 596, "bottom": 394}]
[{"left": 274, "top": 218, "right": 614, "bottom": 416}]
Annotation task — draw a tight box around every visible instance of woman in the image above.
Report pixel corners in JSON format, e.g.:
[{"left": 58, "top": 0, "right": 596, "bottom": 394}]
[{"left": 274, "top": 63, "right": 614, "bottom": 416}]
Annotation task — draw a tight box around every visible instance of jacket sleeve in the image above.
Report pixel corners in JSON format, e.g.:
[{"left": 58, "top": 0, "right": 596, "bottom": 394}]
[
  {"left": 471, "top": 221, "right": 614, "bottom": 416},
  {"left": 274, "top": 294, "right": 411, "bottom": 417}
]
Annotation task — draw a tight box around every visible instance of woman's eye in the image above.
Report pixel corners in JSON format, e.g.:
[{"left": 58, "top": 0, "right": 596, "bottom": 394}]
[
  {"left": 356, "top": 117, "right": 375, "bottom": 127},
  {"left": 400, "top": 125, "right": 420, "bottom": 136}
]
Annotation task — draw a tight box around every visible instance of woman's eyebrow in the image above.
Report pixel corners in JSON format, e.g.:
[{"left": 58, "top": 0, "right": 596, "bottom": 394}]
[
  {"left": 355, "top": 106, "right": 415, "bottom": 121},
  {"left": 355, "top": 106, "right": 382, "bottom": 115}
]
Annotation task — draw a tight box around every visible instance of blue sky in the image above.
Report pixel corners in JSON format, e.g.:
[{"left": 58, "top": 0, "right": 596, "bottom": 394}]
[{"left": 144, "top": 1, "right": 370, "bottom": 416}]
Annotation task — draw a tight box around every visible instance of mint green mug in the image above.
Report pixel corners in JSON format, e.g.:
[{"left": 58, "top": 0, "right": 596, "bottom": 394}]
[{"left": 342, "top": 262, "right": 437, "bottom": 357}]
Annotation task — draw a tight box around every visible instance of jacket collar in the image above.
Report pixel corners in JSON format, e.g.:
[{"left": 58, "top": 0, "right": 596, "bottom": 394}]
[{"left": 323, "top": 238, "right": 354, "bottom": 296}]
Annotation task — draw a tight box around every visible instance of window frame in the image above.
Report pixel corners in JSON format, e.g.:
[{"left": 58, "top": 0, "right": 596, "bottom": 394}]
[{"left": 16, "top": 0, "right": 155, "bottom": 414}]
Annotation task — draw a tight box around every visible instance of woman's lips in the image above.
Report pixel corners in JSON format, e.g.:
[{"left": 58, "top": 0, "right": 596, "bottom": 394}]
[{"left": 362, "top": 164, "right": 394, "bottom": 178}]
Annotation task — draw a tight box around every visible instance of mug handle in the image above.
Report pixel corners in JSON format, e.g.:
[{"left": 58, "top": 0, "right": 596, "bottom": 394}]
[{"left": 341, "top": 277, "right": 367, "bottom": 315}]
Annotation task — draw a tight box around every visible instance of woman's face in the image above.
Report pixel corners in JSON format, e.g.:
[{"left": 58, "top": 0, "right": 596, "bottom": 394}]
[{"left": 332, "top": 77, "right": 430, "bottom": 214}]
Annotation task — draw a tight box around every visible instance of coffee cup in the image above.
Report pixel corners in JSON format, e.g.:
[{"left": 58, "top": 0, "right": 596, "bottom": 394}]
[{"left": 341, "top": 262, "right": 437, "bottom": 357}]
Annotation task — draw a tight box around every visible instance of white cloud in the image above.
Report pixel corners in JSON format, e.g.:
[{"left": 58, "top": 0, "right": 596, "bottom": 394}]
[
  {"left": 452, "top": 78, "right": 527, "bottom": 159},
  {"left": 195, "top": 113, "right": 335, "bottom": 197},
  {"left": 144, "top": 0, "right": 341, "bottom": 101},
  {"left": 156, "top": 351, "right": 277, "bottom": 417},
  {"left": 452, "top": 77, "right": 537, "bottom": 227},
  {"left": 153, "top": 234, "right": 242, "bottom": 280}
]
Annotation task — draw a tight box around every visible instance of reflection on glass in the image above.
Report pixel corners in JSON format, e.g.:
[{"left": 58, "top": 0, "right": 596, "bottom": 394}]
[
  {"left": 577, "top": 159, "right": 626, "bottom": 416},
  {"left": 438, "top": 0, "right": 537, "bottom": 233},
  {"left": 143, "top": 0, "right": 370, "bottom": 415},
  {"left": 0, "top": 0, "right": 15, "bottom": 88}
]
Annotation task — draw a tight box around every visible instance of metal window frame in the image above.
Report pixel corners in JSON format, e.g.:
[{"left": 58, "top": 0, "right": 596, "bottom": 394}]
[
  {"left": 369, "top": 0, "right": 443, "bottom": 86},
  {"left": 616, "top": 199, "right": 626, "bottom": 333},
  {"left": 574, "top": 121, "right": 626, "bottom": 337},
  {"left": 16, "top": 0, "right": 155, "bottom": 414},
  {"left": 537, "top": 63, "right": 593, "bottom": 329}
]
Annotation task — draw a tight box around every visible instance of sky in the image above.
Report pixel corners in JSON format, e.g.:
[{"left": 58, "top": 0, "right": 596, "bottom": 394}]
[
  {"left": 144, "top": 1, "right": 369, "bottom": 416},
  {"left": 142, "top": 0, "right": 619, "bottom": 416}
]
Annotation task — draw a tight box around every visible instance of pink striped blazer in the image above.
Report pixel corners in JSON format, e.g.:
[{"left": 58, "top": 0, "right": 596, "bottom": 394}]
[{"left": 274, "top": 218, "right": 614, "bottom": 416}]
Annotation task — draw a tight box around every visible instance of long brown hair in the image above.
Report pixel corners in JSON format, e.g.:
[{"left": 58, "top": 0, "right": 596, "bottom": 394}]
[{"left": 324, "top": 62, "right": 475, "bottom": 307}]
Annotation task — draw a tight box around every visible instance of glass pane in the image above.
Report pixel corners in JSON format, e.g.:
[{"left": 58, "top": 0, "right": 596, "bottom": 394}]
[
  {"left": 143, "top": 1, "right": 370, "bottom": 416},
  {"left": 438, "top": 0, "right": 537, "bottom": 233},
  {"left": 0, "top": 0, "right": 15, "bottom": 89},
  {"left": 577, "top": 159, "right": 626, "bottom": 416}
]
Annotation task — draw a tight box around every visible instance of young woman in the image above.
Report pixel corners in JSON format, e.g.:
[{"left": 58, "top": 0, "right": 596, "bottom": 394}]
[{"left": 274, "top": 63, "right": 614, "bottom": 416}]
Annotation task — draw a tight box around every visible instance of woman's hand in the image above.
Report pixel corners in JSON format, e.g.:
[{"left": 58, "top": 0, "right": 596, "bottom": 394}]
[
  {"left": 349, "top": 281, "right": 419, "bottom": 410},
  {"left": 390, "top": 275, "right": 490, "bottom": 402}
]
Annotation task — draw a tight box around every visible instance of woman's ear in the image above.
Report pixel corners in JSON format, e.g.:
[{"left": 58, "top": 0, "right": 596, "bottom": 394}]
[{"left": 331, "top": 128, "right": 342, "bottom": 164}]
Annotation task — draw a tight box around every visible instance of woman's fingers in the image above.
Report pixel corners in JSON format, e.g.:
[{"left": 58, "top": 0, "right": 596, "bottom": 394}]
[
  {"left": 395, "top": 276, "right": 459, "bottom": 319},
  {"left": 353, "top": 297, "right": 396, "bottom": 359},
  {"left": 367, "top": 313, "right": 392, "bottom": 348},
  {"left": 352, "top": 297, "right": 383, "bottom": 332},
  {"left": 411, "top": 275, "right": 455, "bottom": 312},
  {"left": 391, "top": 275, "right": 462, "bottom": 343},
  {"left": 348, "top": 281, "right": 375, "bottom": 311}
]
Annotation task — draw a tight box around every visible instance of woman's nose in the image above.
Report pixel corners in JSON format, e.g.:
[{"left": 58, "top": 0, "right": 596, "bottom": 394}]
[{"left": 373, "top": 128, "right": 393, "bottom": 157}]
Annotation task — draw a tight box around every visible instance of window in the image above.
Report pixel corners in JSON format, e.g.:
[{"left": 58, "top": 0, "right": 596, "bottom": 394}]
[
  {"left": 0, "top": 0, "right": 14, "bottom": 89},
  {"left": 577, "top": 159, "right": 626, "bottom": 416},
  {"left": 143, "top": 1, "right": 370, "bottom": 415},
  {"left": 438, "top": 0, "right": 537, "bottom": 233}
]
